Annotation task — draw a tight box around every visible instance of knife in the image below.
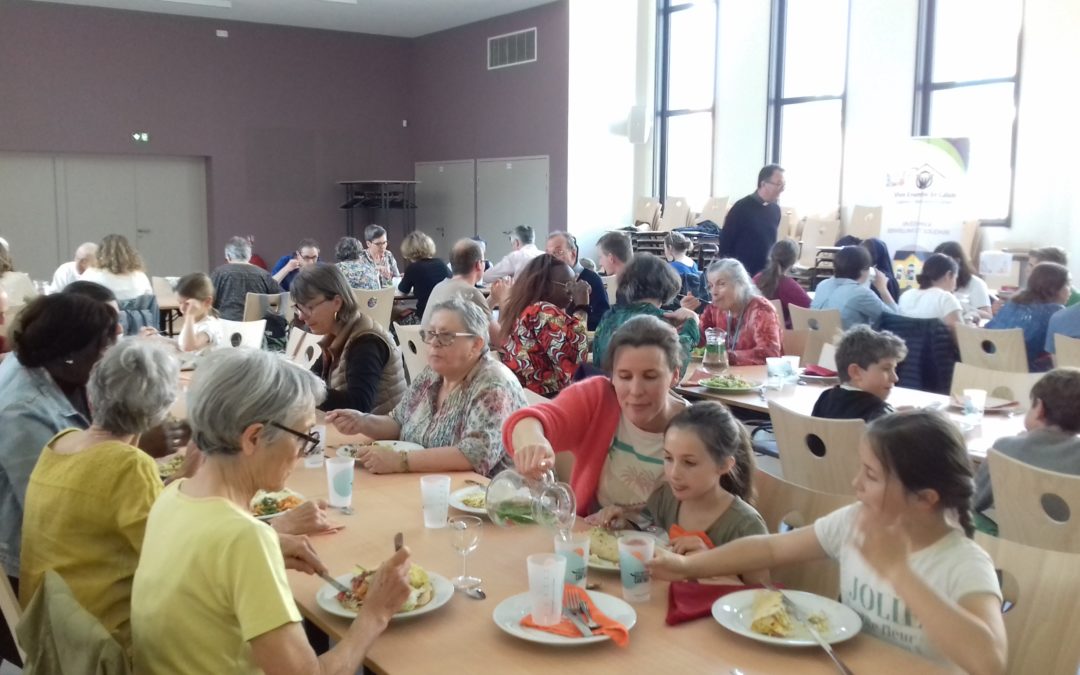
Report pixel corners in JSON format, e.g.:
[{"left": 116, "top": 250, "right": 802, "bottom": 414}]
[
  {"left": 763, "top": 583, "right": 854, "bottom": 675},
  {"left": 563, "top": 606, "right": 593, "bottom": 638},
  {"left": 319, "top": 571, "right": 352, "bottom": 596}
]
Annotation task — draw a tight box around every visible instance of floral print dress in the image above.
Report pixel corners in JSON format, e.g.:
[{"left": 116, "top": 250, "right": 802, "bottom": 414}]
[
  {"left": 338, "top": 251, "right": 400, "bottom": 290},
  {"left": 499, "top": 301, "right": 588, "bottom": 397}
]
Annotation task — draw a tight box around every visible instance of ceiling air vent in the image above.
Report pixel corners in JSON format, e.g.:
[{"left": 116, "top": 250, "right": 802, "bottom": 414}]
[{"left": 487, "top": 28, "right": 537, "bottom": 70}]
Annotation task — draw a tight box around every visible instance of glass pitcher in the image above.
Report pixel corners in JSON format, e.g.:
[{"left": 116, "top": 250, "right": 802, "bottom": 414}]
[
  {"left": 485, "top": 468, "right": 576, "bottom": 530},
  {"left": 702, "top": 327, "right": 729, "bottom": 374}
]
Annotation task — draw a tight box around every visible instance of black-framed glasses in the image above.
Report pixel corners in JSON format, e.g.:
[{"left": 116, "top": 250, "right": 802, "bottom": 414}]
[
  {"left": 419, "top": 329, "right": 478, "bottom": 347},
  {"left": 295, "top": 297, "right": 330, "bottom": 317},
  {"left": 268, "top": 421, "right": 321, "bottom": 456}
]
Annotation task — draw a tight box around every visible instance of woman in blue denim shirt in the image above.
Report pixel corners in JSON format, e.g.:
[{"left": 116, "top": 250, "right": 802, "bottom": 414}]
[{"left": 986, "top": 262, "right": 1071, "bottom": 372}]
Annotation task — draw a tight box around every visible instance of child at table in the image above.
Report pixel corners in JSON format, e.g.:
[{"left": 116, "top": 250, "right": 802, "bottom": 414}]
[
  {"left": 175, "top": 272, "right": 223, "bottom": 352},
  {"left": 649, "top": 410, "right": 1007, "bottom": 673},
  {"left": 811, "top": 324, "right": 908, "bottom": 422}
]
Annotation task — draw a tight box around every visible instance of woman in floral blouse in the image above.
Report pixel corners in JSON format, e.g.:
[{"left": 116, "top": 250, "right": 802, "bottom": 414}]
[
  {"left": 691, "top": 258, "right": 782, "bottom": 365},
  {"left": 497, "top": 254, "right": 590, "bottom": 397},
  {"left": 338, "top": 226, "right": 401, "bottom": 290},
  {"left": 327, "top": 298, "right": 527, "bottom": 476}
]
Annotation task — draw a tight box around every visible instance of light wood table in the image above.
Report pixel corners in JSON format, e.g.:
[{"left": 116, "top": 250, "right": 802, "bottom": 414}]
[
  {"left": 676, "top": 365, "right": 1025, "bottom": 461},
  {"left": 283, "top": 464, "right": 951, "bottom": 675}
]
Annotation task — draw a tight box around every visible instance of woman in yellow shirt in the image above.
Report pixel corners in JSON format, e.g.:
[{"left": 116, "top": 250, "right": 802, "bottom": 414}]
[{"left": 19, "top": 339, "right": 179, "bottom": 651}]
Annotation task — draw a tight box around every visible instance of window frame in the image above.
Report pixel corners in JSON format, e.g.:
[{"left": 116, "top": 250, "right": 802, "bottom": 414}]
[{"left": 913, "top": 0, "right": 1024, "bottom": 227}]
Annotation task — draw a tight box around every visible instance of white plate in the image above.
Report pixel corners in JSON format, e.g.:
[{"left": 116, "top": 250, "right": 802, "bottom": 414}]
[
  {"left": 798, "top": 374, "right": 838, "bottom": 384},
  {"left": 335, "top": 440, "right": 424, "bottom": 459},
  {"left": 492, "top": 591, "right": 637, "bottom": 645},
  {"left": 251, "top": 489, "right": 304, "bottom": 521},
  {"left": 316, "top": 571, "right": 454, "bottom": 620},
  {"left": 449, "top": 486, "right": 487, "bottom": 515},
  {"left": 586, "top": 530, "right": 669, "bottom": 572},
  {"left": 711, "top": 589, "right": 862, "bottom": 647}
]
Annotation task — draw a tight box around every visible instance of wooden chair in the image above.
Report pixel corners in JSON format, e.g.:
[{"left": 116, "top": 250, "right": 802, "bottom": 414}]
[
  {"left": 695, "top": 196, "right": 729, "bottom": 225},
  {"left": 658, "top": 196, "right": 691, "bottom": 232},
  {"left": 600, "top": 275, "right": 618, "bottom": 305},
  {"left": 955, "top": 324, "right": 1029, "bottom": 373},
  {"left": 975, "top": 532, "right": 1080, "bottom": 674},
  {"left": 949, "top": 362, "right": 1040, "bottom": 411},
  {"left": 769, "top": 401, "right": 865, "bottom": 495},
  {"left": 394, "top": 322, "right": 429, "bottom": 383},
  {"left": 1, "top": 271, "right": 37, "bottom": 304},
  {"left": 1055, "top": 333, "right": 1080, "bottom": 368},
  {"left": 768, "top": 298, "right": 783, "bottom": 321},
  {"left": 781, "top": 329, "right": 830, "bottom": 366},
  {"left": 0, "top": 572, "right": 24, "bottom": 664},
  {"left": 846, "top": 205, "right": 882, "bottom": 241},
  {"left": 794, "top": 217, "right": 840, "bottom": 269},
  {"left": 753, "top": 468, "right": 854, "bottom": 599},
  {"left": 243, "top": 292, "right": 293, "bottom": 324},
  {"left": 218, "top": 319, "right": 266, "bottom": 349},
  {"left": 284, "top": 326, "right": 321, "bottom": 369},
  {"left": 988, "top": 449, "right": 1080, "bottom": 553},
  {"left": 817, "top": 342, "right": 838, "bottom": 372},
  {"left": 789, "top": 306, "right": 842, "bottom": 341},
  {"left": 352, "top": 286, "right": 396, "bottom": 331},
  {"left": 633, "top": 197, "right": 661, "bottom": 230}
]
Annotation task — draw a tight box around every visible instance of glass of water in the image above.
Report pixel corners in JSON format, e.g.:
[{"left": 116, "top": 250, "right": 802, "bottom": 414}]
[{"left": 449, "top": 515, "right": 482, "bottom": 590}]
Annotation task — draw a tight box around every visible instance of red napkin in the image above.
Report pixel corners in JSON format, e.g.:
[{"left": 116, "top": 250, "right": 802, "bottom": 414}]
[
  {"left": 666, "top": 581, "right": 765, "bottom": 625},
  {"left": 803, "top": 364, "right": 838, "bottom": 377},
  {"left": 521, "top": 584, "right": 630, "bottom": 646}
]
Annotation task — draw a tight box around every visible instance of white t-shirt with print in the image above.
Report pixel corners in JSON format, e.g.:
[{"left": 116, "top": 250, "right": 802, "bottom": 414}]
[
  {"left": 596, "top": 416, "right": 667, "bottom": 508},
  {"left": 897, "top": 287, "right": 963, "bottom": 322},
  {"left": 955, "top": 276, "right": 992, "bottom": 316},
  {"left": 192, "top": 316, "right": 224, "bottom": 349},
  {"left": 813, "top": 503, "right": 1001, "bottom": 663}
]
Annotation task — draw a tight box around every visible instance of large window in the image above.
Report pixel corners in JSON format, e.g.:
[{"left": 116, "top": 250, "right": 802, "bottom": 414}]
[
  {"left": 915, "top": 0, "right": 1022, "bottom": 224},
  {"left": 767, "top": 0, "right": 850, "bottom": 218},
  {"left": 655, "top": 0, "right": 717, "bottom": 209}
]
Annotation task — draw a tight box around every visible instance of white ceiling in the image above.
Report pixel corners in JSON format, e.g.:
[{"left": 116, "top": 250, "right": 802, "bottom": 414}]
[{"left": 28, "top": 0, "right": 556, "bottom": 38}]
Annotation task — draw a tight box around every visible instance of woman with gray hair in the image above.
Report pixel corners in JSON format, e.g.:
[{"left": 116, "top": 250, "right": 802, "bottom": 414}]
[
  {"left": 292, "top": 264, "right": 406, "bottom": 414},
  {"left": 334, "top": 236, "right": 369, "bottom": 290},
  {"left": 347, "top": 224, "right": 400, "bottom": 290},
  {"left": 131, "top": 348, "right": 413, "bottom": 674},
  {"left": 329, "top": 298, "right": 527, "bottom": 476},
  {"left": 695, "top": 258, "right": 782, "bottom": 365},
  {"left": 19, "top": 340, "right": 178, "bottom": 652},
  {"left": 591, "top": 253, "right": 700, "bottom": 374}
]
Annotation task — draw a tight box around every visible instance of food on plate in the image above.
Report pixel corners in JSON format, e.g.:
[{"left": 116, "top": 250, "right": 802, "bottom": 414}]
[
  {"left": 338, "top": 443, "right": 394, "bottom": 458},
  {"left": 251, "top": 490, "right": 303, "bottom": 517},
  {"left": 461, "top": 491, "right": 486, "bottom": 509},
  {"left": 750, "top": 591, "right": 829, "bottom": 638},
  {"left": 589, "top": 527, "right": 619, "bottom": 563},
  {"left": 336, "top": 564, "right": 433, "bottom": 613},
  {"left": 157, "top": 454, "right": 185, "bottom": 481},
  {"left": 699, "top": 375, "right": 754, "bottom": 390}
]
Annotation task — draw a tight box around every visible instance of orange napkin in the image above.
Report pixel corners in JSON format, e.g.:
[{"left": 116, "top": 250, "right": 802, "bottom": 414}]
[
  {"left": 521, "top": 584, "right": 630, "bottom": 646},
  {"left": 669, "top": 524, "right": 713, "bottom": 549}
]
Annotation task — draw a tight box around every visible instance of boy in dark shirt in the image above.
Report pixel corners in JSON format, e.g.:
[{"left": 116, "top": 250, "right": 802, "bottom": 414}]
[{"left": 812, "top": 324, "right": 908, "bottom": 422}]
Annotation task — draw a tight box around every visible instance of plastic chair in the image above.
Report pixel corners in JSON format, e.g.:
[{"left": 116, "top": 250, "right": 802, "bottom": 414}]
[
  {"left": 753, "top": 468, "right": 854, "bottom": 599},
  {"left": 988, "top": 449, "right": 1080, "bottom": 553},
  {"left": 1055, "top": 334, "right": 1080, "bottom": 368},
  {"left": 949, "top": 362, "right": 1040, "bottom": 411},
  {"left": 794, "top": 217, "right": 840, "bottom": 269},
  {"left": 976, "top": 532, "right": 1080, "bottom": 674},
  {"left": 393, "top": 322, "right": 429, "bottom": 383},
  {"left": 769, "top": 401, "right": 865, "bottom": 495},
  {"left": 695, "top": 197, "right": 729, "bottom": 225},
  {"left": 633, "top": 197, "right": 662, "bottom": 231},
  {"left": 243, "top": 292, "right": 293, "bottom": 324},
  {"left": 284, "top": 327, "right": 322, "bottom": 369},
  {"left": 352, "top": 286, "right": 396, "bottom": 332},
  {"left": 956, "top": 324, "right": 1028, "bottom": 373},
  {"left": 218, "top": 319, "right": 266, "bottom": 349},
  {"left": 846, "top": 205, "right": 882, "bottom": 240},
  {"left": 658, "top": 196, "right": 691, "bottom": 232}
]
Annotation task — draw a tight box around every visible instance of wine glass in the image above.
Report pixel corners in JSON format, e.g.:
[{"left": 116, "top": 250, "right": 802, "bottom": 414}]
[{"left": 449, "top": 515, "right": 482, "bottom": 590}]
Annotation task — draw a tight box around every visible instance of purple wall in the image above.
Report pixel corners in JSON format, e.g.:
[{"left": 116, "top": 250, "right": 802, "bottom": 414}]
[
  {"left": 408, "top": 1, "right": 569, "bottom": 229},
  {"left": 0, "top": 2, "right": 413, "bottom": 266}
]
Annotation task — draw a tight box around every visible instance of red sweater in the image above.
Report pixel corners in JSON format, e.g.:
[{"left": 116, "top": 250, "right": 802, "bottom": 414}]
[
  {"left": 699, "top": 295, "right": 783, "bottom": 365},
  {"left": 502, "top": 376, "right": 621, "bottom": 515}
]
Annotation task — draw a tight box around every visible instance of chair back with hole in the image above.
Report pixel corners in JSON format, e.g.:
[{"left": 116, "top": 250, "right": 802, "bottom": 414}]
[
  {"left": 949, "top": 362, "right": 1040, "bottom": 411},
  {"left": 955, "top": 324, "right": 1028, "bottom": 372},
  {"left": 696, "top": 197, "right": 729, "bottom": 225},
  {"left": 795, "top": 218, "right": 840, "bottom": 268},
  {"left": 658, "top": 197, "right": 691, "bottom": 232},
  {"left": 847, "top": 205, "right": 882, "bottom": 240},
  {"left": 789, "top": 306, "right": 842, "bottom": 341},
  {"left": 975, "top": 532, "right": 1080, "bottom": 674},
  {"left": 393, "top": 322, "right": 429, "bottom": 383},
  {"left": 352, "top": 287, "right": 395, "bottom": 332},
  {"left": 244, "top": 292, "right": 293, "bottom": 323},
  {"left": 284, "top": 326, "right": 322, "bottom": 369},
  {"left": 1055, "top": 333, "right": 1080, "bottom": 368},
  {"left": 633, "top": 197, "right": 661, "bottom": 230},
  {"left": 988, "top": 449, "right": 1080, "bottom": 553},
  {"left": 218, "top": 319, "right": 266, "bottom": 349},
  {"left": 769, "top": 401, "right": 865, "bottom": 495},
  {"left": 753, "top": 468, "right": 854, "bottom": 598}
]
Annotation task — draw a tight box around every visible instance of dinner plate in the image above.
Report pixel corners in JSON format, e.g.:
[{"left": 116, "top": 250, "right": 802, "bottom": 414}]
[
  {"left": 335, "top": 440, "right": 424, "bottom": 459},
  {"left": 449, "top": 486, "right": 487, "bottom": 515},
  {"left": 798, "top": 374, "right": 838, "bottom": 385},
  {"left": 711, "top": 589, "right": 862, "bottom": 647},
  {"left": 316, "top": 572, "right": 453, "bottom": 620},
  {"left": 492, "top": 591, "right": 637, "bottom": 645},
  {"left": 587, "top": 530, "right": 670, "bottom": 571},
  {"left": 947, "top": 397, "right": 1019, "bottom": 414},
  {"left": 251, "top": 488, "right": 304, "bottom": 521},
  {"left": 698, "top": 379, "right": 761, "bottom": 394}
]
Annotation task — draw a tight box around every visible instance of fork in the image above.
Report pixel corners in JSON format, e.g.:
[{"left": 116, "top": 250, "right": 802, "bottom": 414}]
[
  {"left": 762, "top": 582, "right": 854, "bottom": 675},
  {"left": 565, "top": 586, "right": 601, "bottom": 631}
]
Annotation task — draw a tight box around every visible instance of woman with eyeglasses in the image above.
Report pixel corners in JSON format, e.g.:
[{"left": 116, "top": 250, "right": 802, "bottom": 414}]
[
  {"left": 356, "top": 224, "right": 400, "bottom": 289},
  {"left": 290, "top": 264, "right": 406, "bottom": 414},
  {"left": 132, "top": 348, "right": 414, "bottom": 674},
  {"left": 496, "top": 253, "right": 590, "bottom": 397},
  {"left": 328, "top": 299, "right": 527, "bottom": 476}
]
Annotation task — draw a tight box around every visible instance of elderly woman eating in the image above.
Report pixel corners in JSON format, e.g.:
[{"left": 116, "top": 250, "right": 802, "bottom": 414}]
[
  {"left": 328, "top": 299, "right": 527, "bottom": 476},
  {"left": 131, "top": 348, "right": 412, "bottom": 674},
  {"left": 504, "top": 315, "right": 689, "bottom": 517},
  {"left": 687, "top": 258, "right": 782, "bottom": 365},
  {"left": 291, "top": 264, "right": 407, "bottom": 413},
  {"left": 18, "top": 340, "right": 178, "bottom": 652}
]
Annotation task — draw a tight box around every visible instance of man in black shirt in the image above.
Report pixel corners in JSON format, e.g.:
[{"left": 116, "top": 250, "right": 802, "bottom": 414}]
[
  {"left": 210, "top": 236, "right": 282, "bottom": 320},
  {"left": 718, "top": 164, "right": 785, "bottom": 276},
  {"left": 812, "top": 324, "right": 908, "bottom": 422}
]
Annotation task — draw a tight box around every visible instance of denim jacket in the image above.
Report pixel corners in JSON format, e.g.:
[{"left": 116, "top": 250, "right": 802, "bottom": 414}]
[{"left": 0, "top": 355, "right": 90, "bottom": 577}]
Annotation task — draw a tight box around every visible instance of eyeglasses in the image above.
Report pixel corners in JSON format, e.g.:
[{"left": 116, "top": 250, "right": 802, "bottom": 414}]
[
  {"left": 296, "top": 297, "right": 330, "bottom": 317},
  {"left": 299, "top": 255, "right": 319, "bottom": 262},
  {"left": 419, "top": 329, "right": 478, "bottom": 347},
  {"left": 765, "top": 180, "right": 786, "bottom": 189},
  {"left": 370, "top": 239, "right": 388, "bottom": 247},
  {"left": 268, "top": 421, "right": 321, "bottom": 456}
]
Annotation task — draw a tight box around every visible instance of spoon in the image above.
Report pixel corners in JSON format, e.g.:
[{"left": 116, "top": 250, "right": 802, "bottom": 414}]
[{"left": 463, "top": 585, "right": 486, "bottom": 600}]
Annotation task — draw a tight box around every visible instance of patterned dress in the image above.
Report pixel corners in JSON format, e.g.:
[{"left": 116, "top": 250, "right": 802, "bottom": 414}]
[
  {"left": 389, "top": 356, "right": 526, "bottom": 476},
  {"left": 338, "top": 251, "right": 400, "bottom": 290},
  {"left": 499, "top": 301, "right": 588, "bottom": 397}
]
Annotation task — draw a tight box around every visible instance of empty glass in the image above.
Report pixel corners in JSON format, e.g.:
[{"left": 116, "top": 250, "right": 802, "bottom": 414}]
[{"left": 449, "top": 515, "right": 482, "bottom": 590}]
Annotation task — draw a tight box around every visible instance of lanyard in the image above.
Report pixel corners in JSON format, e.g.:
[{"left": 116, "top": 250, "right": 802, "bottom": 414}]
[{"left": 725, "top": 303, "right": 749, "bottom": 351}]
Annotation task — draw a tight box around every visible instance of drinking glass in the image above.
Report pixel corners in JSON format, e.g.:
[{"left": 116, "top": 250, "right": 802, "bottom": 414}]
[
  {"left": 963, "top": 388, "right": 987, "bottom": 423},
  {"left": 526, "top": 553, "right": 566, "bottom": 626},
  {"left": 305, "top": 424, "right": 327, "bottom": 468},
  {"left": 553, "top": 531, "right": 590, "bottom": 588},
  {"left": 420, "top": 475, "right": 452, "bottom": 528},
  {"left": 617, "top": 533, "right": 655, "bottom": 603},
  {"left": 449, "top": 515, "right": 483, "bottom": 590},
  {"left": 325, "top": 457, "right": 355, "bottom": 509}
]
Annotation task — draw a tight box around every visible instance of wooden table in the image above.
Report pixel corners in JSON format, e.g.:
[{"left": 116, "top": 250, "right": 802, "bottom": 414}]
[
  {"left": 283, "top": 460, "right": 951, "bottom": 675},
  {"left": 676, "top": 365, "right": 1025, "bottom": 461}
]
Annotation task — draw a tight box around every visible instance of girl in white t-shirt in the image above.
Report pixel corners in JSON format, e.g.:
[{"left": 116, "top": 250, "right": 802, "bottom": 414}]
[
  {"left": 649, "top": 410, "right": 1007, "bottom": 673},
  {"left": 174, "top": 272, "right": 223, "bottom": 352},
  {"left": 898, "top": 253, "right": 964, "bottom": 330},
  {"left": 934, "top": 240, "right": 993, "bottom": 323}
]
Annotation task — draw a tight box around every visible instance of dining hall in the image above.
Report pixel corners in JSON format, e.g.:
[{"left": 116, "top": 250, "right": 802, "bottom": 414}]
[{"left": 1, "top": 0, "right": 1079, "bottom": 673}]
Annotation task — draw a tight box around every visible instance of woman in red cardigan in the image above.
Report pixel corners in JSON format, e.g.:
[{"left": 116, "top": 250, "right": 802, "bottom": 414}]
[
  {"left": 684, "top": 258, "right": 782, "bottom": 365},
  {"left": 502, "top": 314, "right": 689, "bottom": 517}
]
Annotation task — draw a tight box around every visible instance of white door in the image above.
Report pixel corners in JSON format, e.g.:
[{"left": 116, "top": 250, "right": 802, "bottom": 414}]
[
  {"left": 414, "top": 160, "right": 476, "bottom": 258},
  {"left": 476, "top": 156, "right": 549, "bottom": 263},
  {"left": 0, "top": 153, "right": 62, "bottom": 280},
  {"left": 134, "top": 157, "right": 208, "bottom": 276},
  {"left": 60, "top": 155, "right": 139, "bottom": 260}
]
